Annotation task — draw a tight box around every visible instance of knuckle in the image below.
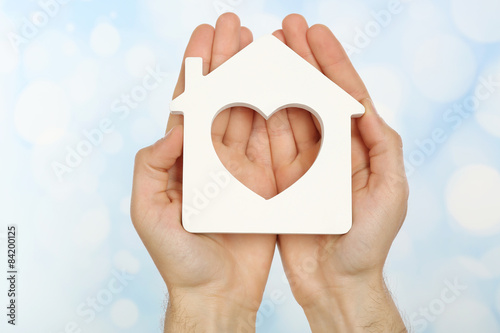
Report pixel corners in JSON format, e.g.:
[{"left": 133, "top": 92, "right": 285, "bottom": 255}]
[
  {"left": 134, "top": 146, "right": 150, "bottom": 165},
  {"left": 390, "top": 130, "right": 403, "bottom": 148}
]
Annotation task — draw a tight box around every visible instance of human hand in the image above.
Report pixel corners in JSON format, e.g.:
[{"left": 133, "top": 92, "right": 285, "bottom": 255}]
[
  {"left": 131, "top": 13, "right": 277, "bottom": 333},
  {"left": 271, "top": 15, "right": 409, "bottom": 332}
]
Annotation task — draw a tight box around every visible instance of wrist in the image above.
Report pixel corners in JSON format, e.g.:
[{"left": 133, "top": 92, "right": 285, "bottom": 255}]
[
  {"left": 301, "top": 272, "right": 406, "bottom": 333},
  {"left": 164, "top": 290, "right": 258, "bottom": 333}
]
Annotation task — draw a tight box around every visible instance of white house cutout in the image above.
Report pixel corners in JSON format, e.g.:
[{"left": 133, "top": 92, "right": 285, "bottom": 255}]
[{"left": 170, "top": 35, "right": 365, "bottom": 234}]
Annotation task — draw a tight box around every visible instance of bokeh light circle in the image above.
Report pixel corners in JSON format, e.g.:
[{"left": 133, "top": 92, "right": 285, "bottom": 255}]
[
  {"left": 446, "top": 165, "right": 500, "bottom": 234},
  {"left": 451, "top": 0, "right": 500, "bottom": 43},
  {"left": 412, "top": 34, "right": 476, "bottom": 102},
  {"left": 110, "top": 299, "right": 139, "bottom": 328},
  {"left": 14, "top": 81, "right": 70, "bottom": 144},
  {"left": 90, "top": 23, "right": 121, "bottom": 57}
]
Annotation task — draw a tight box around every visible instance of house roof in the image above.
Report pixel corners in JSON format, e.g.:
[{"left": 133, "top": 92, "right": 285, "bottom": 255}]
[{"left": 171, "top": 34, "right": 364, "bottom": 118}]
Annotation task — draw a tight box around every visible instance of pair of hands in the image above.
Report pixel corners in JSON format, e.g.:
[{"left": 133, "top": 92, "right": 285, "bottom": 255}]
[{"left": 131, "top": 13, "right": 409, "bottom": 333}]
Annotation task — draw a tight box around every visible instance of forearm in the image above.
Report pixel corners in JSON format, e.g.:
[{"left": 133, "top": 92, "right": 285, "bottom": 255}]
[
  {"left": 302, "top": 273, "right": 406, "bottom": 333},
  {"left": 163, "top": 292, "right": 257, "bottom": 333}
]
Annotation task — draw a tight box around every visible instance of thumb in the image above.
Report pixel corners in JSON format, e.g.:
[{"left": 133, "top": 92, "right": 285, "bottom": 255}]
[
  {"left": 131, "top": 125, "right": 184, "bottom": 220},
  {"left": 357, "top": 99, "right": 407, "bottom": 192}
]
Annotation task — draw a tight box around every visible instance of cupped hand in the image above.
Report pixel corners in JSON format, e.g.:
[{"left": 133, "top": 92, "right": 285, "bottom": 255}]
[
  {"left": 270, "top": 14, "right": 409, "bottom": 331},
  {"left": 131, "top": 13, "right": 277, "bottom": 332}
]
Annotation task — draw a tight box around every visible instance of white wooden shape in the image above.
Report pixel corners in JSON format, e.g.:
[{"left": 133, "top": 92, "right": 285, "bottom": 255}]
[{"left": 171, "top": 35, "right": 365, "bottom": 234}]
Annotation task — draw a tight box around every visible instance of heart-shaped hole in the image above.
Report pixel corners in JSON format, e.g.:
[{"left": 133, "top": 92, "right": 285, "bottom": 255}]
[{"left": 211, "top": 105, "right": 322, "bottom": 200}]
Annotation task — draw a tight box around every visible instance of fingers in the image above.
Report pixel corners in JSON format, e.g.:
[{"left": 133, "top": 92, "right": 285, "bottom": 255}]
[
  {"left": 222, "top": 108, "right": 255, "bottom": 154},
  {"left": 282, "top": 14, "right": 320, "bottom": 70},
  {"left": 210, "top": 13, "right": 241, "bottom": 71},
  {"left": 211, "top": 13, "right": 242, "bottom": 145},
  {"left": 267, "top": 27, "right": 296, "bottom": 170},
  {"left": 240, "top": 26, "right": 253, "bottom": 50},
  {"left": 287, "top": 108, "right": 321, "bottom": 152},
  {"left": 357, "top": 99, "right": 407, "bottom": 193},
  {"left": 307, "top": 24, "right": 370, "bottom": 102},
  {"left": 222, "top": 26, "right": 255, "bottom": 151},
  {"left": 172, "top": 25, "right": 214, "bottom": 99},
  {"left": 272, "top": 29, "right": 286, "bottom": 43},
  {"left": 268, "top": 110, "right": 297, "bottom": 171},
  {"left": 247, "top": 112, "right": 272, "bottom": 166},
  {"left": 168, "top": 25, "right": 215, "bottom": 132},
  {"left": 303, "top": 22, "right": 373, "bottom": 187},
  {"left": 281, "top": 15, "right": 322, "bottom": 152},
  {"left": 131, "top": 125, "right": 184, "bottom": 220}
]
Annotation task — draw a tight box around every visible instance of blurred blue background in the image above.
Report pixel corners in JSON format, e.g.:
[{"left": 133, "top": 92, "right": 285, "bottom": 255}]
[{"left": 1, "top": 0, "right": 500, "bottom": 332}]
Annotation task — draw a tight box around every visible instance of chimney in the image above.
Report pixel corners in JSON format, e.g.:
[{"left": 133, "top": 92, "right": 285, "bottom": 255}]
[{"left": 185, "top": 57, "right": 203, "bottom": 91}]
